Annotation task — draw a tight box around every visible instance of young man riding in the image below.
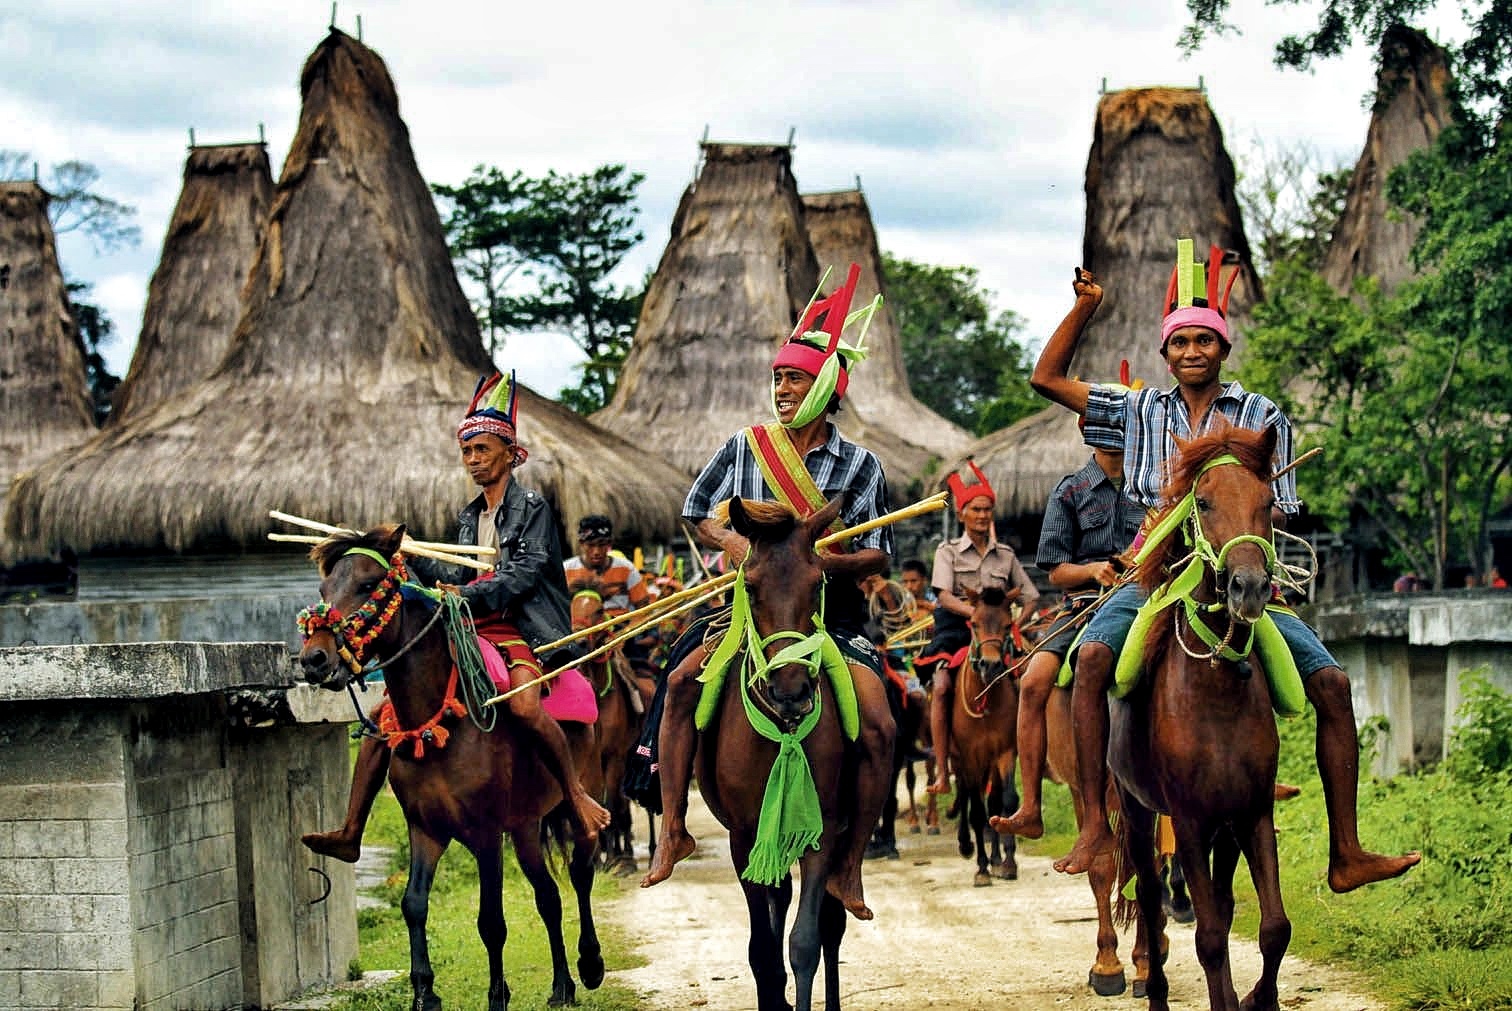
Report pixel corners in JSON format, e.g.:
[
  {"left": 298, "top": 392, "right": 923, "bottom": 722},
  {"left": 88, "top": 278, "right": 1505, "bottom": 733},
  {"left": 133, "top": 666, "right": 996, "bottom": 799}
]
[
  {"left": 1029, "top": 246, "right": 1419, "bottom": 892},
  {"left": 639, "top": 264, "right": 897, "bottom": 921},
  {"left": 919, "top": 464, "right": 1039, "bottom": 796},
  {"left": 302, "top": 372, "right": 610, "bottom": 862},
  {"left": 564, "top": 514, "right": 650, "bottom": 619}
]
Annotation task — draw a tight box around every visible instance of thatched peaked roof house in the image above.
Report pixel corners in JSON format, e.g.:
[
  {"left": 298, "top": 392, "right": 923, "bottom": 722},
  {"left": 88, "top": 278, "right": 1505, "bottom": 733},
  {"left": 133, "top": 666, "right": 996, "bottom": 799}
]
[
  {"left": 594, "top": 142, "right": 821, "bottom": 477},
  {"left": 942, "top": 87, "right": 1261, "bottom": 518},
  {"left": 1322, "top": 26, "right": 1456, "bottom": 295},
  {"left": 800, "top": 189, "right": 969, "bottom": 495},
  {"left": 110, "top": 142, "right": 274, "bottom": 424},
  {"left": 0, "top": 182, "right": 95, "bottom": 495},
  {"left": 4, "top": 29, "right": 686, "bottom": 556}
]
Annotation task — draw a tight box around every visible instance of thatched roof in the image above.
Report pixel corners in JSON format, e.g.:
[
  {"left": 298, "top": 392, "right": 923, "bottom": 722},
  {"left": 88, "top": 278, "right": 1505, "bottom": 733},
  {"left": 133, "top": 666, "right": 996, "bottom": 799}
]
[
  {"left": 110, "top": 143, "right": 274, "bottom": 424},
  {"left": 0, "top": 181, "right": 95, "bottom": 490},
  {"left": 1321, "top": 26, "right": 1455, "bottom": 294},
  {"left": 3, "top": 29, "right": 686, "bottom": 556},
  {"left": 800, "top": 189, "right": 970, "bottom": 496},
  {"left": 942, "top": 87, "right": 1261, "bottom": 517},
  {"left": 593, "top": 142, "right": 821, "bottom": 479}
]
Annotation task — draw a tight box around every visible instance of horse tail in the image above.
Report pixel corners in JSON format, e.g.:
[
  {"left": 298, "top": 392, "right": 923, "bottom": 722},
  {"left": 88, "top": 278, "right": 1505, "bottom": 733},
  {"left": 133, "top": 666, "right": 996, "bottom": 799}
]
[
  {"left": 1112, "top": 808, "right": 1139, "bottom": 930},
  {"left": 538, "top": 803, "right": 575, "bottom": 876}
]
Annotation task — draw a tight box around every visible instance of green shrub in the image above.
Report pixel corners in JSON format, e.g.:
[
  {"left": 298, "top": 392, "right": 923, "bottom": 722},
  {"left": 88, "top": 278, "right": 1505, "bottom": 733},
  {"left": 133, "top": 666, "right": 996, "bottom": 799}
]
[{"left": 1445, "top": 668, "right": 1512, "bottom": 782}]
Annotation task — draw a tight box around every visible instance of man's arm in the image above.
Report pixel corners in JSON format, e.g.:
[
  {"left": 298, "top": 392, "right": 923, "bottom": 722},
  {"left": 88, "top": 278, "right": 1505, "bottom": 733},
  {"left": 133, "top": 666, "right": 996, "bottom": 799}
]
[
  {"left": 818, "top": 547, "right": 886, "bottom": 581},
  {"left": 1029, "top": 269, "right": 1104, "bottom": 414},
  {"left": 693, "top": 517, "right": 750, "bottom": 566}
]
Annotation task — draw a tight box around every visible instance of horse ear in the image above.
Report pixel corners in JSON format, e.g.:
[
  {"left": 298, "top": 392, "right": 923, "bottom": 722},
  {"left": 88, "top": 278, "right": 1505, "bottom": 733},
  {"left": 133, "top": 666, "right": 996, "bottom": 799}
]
[
  {"left": 1261, "top": 426, "right": 1279, "bottom": 471},
  {"left": 808, "top": 497, "right": 844, "bottom": 541},
  {"left": 728, "top": 498, "right": 754, "bottom": 538},
  {"left": 376, "top": 523, "right": 406, "bottom": 557},
  {"left": 963, "top": 586, "right": 980, "bottom": 605}
]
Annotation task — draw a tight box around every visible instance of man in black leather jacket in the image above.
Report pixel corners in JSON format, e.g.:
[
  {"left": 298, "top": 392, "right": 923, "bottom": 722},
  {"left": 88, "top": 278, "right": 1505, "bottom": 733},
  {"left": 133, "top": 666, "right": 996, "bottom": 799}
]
[{"left": 302, "top": 372, "right": 609, "bottom": 862}]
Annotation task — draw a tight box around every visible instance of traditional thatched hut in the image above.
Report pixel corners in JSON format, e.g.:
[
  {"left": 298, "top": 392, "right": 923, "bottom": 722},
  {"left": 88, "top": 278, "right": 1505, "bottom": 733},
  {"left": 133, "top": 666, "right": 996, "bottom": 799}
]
[
  {"left": 1322, "top": 26, "right": 1455, "bottom": 294},
  {"left": 593, "top": 142, "right": 821, "bottom": 476},
  {"left": 110, "top": 142, "right": 274, "bottom": 424},
  {"left": 942, "top": 87, "right": 1261, "bottom": 518},
  {"left": 0, "top": 182, "right": 96, "bottom": 572},
  {"left": 800, "top": 189, "right": 970, "bottom": 494},
  {"left": 4, "top": 29, "right": 686, "bottom": 557}
]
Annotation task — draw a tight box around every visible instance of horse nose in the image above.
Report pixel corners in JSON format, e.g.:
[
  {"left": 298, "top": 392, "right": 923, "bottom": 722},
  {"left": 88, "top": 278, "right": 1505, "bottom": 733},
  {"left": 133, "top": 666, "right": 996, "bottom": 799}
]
[
  {"left": 768, "top": 677, "right": 815, "bottom": 724},
  {"left": 300, "top": 647, "right": 334, "bottom": 684},
  {"left": 1226, "top": 568, "right": 1270, "bottom": 621}
]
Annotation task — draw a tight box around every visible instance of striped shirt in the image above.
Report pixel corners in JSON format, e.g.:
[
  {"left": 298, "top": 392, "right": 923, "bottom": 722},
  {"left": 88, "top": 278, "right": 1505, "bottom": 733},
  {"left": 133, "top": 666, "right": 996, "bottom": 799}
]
[
  {"left": 564, "top": 551, "right": 649, "bottom": 616},
  {"left": 1082, "top": 381, "right": 1300, "bottom": 519},
  {"left": 682, "top": 424, "right": 893, "bottom": 557}
]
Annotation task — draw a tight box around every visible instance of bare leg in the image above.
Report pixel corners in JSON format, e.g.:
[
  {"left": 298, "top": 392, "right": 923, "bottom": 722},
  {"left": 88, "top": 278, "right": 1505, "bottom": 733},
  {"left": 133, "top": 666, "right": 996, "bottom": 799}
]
[
  {"left": 1055, "top": 643, "right": 1115, "bottom": 875},
  {"left": 992, "top": 650, "right": 1057, "bottom": 838},
  {"left": 641, "top": 647, "right": 706, "bottom": 887},
  {"left": 508, "top": 683, "right": 610, "bottom": 841},
  {"left": 1307, "top": 666, "right": 1420, "bottom": 892},
  {"left": 926, "top": 666, "right": 954, "bottom": 795},
  {"left": 826, "top": 662, "right": 894, "bottom": 921},
  {"left": 302, "top": 733, "right": 389, "bottom": 862}
]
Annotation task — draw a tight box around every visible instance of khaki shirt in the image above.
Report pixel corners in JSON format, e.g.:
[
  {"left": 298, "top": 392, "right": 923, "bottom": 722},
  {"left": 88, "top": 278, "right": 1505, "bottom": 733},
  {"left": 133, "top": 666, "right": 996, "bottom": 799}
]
[{"left": 931, "top": 533, "right": 1040, "bottom": 610}]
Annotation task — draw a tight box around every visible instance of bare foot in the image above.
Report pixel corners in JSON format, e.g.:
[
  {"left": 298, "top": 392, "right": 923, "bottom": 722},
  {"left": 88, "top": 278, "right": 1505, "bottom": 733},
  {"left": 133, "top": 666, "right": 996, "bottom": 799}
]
[
  {"left": 925, "top": 776, "right": 951, "bottom": 796},
  {"left": 1327, "top": 849, "right": 1420, "bottom": 893},
  {"left": 573, "top": 793, "right": 612, "bottom": 842},
  {"left": 1273, "top": 781, "right": 1302, "bottom": 801},
  {"left": 1054, "top": 824, "right": 1114, "bottom": 875},
  {"left": 640, "top": 828, "right": 696, "bottom": 887},
  {"left": 301, "top": 830, "right": 360, "bottom": 863},
  {"left": 989, "top": 807, "right": 1044, "bottom": 839},
  {"left": 825, "top": 873, "right": 874, "bottom": 921}
]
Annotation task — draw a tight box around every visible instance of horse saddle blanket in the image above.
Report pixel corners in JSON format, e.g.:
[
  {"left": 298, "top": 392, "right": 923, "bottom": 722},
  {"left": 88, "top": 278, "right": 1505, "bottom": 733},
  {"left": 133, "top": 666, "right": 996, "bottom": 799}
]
[
  {"left": 914, "top": 645, "right": 969, "bottom": 671},
  {"left": 478, "top": 636, "right": 598, "bottom": 724}
]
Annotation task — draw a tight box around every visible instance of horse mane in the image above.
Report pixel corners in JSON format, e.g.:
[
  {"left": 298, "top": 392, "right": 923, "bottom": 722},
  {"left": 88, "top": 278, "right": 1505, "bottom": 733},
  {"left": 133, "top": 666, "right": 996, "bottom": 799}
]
[
  {"left": 308, "top": 523, "right": 402, "bottom": 576},
  {"left": 1137, "top": 420, "right": 1274, "bottom": 595},
  {"left": 978, "top": 585, "right": 1007, "bottom": 608},
  {"left": 712, "top": 498, "right": 800, "bottom": 542}
]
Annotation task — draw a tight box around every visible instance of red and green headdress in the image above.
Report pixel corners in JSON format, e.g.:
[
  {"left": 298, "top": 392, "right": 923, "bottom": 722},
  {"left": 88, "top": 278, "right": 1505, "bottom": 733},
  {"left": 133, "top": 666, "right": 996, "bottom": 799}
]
[
  {"left": 771, "top": 263, "right": 882, "bottom": 429},
  {"left": 946, "top": 461, "right": 995, "bottom": 509},
  {"left": 1160, "top": 238, "right": 1240, "bottom": 350},
  {"left": 457, "top": 370, "right": 528, "bottom": 465}
]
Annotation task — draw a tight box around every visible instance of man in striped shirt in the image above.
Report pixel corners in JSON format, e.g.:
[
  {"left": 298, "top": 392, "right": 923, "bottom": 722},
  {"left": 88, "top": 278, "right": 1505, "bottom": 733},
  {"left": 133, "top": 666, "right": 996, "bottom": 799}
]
[{"left": 1031, "top": 265, "right": 1418, "bottom": 892}]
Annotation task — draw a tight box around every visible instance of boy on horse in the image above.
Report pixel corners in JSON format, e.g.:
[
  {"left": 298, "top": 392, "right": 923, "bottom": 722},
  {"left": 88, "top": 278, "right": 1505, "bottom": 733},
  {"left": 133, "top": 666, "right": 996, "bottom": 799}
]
[
  {"left": 302, "top": 371, "right": 610, "bottom": 862},
  {"left": 1029, "top": 245, "right": 1419, "bottom": 892},
  {"left": 565, "top": 514, "right": 650, "bottom": 619},
  {"left": 639, "top": 263, "right": 897, "bottom": 921},
  {"left": 918, "top": 463, "right": 1039, "bottom": 796}
]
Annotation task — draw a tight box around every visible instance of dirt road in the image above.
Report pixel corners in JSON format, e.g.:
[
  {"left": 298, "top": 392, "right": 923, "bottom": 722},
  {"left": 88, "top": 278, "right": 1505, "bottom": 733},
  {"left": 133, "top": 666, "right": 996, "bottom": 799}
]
[{"left": 601, "top": 789, "right": 1386, "bottom": 1011}]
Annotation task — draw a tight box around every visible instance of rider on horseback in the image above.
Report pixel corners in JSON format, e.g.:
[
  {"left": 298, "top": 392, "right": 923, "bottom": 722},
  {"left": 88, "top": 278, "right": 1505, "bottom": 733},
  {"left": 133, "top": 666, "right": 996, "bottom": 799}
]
[
  {"left": 302, "top": 371, "right": 611, "bottom": 862},
  {"left": 919, "top": 463, "right": 1039, "bottom": 796},
  {"left": 639, "top": 263, "right": 898, "bottom": 921},
  {"left": 1029, "top": 247, "right": 1419, "bottom": 892}
]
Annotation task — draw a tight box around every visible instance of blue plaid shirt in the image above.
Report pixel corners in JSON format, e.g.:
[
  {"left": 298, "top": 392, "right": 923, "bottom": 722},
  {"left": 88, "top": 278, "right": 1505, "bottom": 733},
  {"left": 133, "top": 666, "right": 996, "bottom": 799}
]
[
  {"left": 1081, "top": 381, "right": 1300, "bottom": 518},
  {"left": 682, "top": 424, "right": 892, "bottom": 556},
  {"left": 1036, "top": 456, "right": 1144, "bottom": 575}
]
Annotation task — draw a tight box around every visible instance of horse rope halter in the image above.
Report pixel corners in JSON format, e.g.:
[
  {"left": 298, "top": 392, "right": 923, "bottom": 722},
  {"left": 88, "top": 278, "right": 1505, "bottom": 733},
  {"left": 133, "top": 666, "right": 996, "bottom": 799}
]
[
  {"left": 961, "top": 621, "right": 1011, "bottom": 720},
  {"left": 1136, "top": 454, "right": 1313, "bottom": 667}
]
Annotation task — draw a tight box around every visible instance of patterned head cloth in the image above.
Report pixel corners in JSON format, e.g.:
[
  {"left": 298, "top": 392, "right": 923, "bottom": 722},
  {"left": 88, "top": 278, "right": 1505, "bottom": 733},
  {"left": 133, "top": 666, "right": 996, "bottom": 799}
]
[
  {"left": 1159, "top": 238, "right": 1240, "bottom": 350},
  {"left": 946, "top": 461, "right": 996, "bottom": 509},
  {"left": 771, "top": 263, "right": 882, "bottom": 429},
  {"left": 457, "top": 371, "right": 528, "bottom": 466},
  {"left": 577, "top": 514, "right": 613, "bottom": 544}
]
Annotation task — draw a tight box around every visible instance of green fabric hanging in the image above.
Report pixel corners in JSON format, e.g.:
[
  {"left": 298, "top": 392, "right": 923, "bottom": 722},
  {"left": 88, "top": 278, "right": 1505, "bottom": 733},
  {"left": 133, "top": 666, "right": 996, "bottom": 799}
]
[{"left": 739, "top": 658, "right": 825, "bottom": 886}]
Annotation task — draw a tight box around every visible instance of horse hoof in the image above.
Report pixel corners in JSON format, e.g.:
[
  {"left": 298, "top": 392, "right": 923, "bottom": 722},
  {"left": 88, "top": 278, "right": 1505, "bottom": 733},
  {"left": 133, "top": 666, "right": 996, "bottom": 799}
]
[
  {"left": 547, "top": 980, "right": 577, "bottom": 1007},
  {"left": 1163, "top": 898, "right": 1194, "bottom": 924},
  {"left": 1089, "top": 970, "right": 1127, "bottom": 997},
  {"left": 412, "top": 985, "right": 443, "bottom": 1011},
  {"left": 995, "top": 860, "right": 1018, "bottom": 881},
  {"left": 579, "top": 953, "right": 605, "bottom": 990},
  {"left": 958, "top": 840, "right": 974, "bottom": 858},
  {"left": 909, "top": 824, "right": 921, "bottom": 834},
  {"left": 973, "top": 871, "right": 993, "bottom": 887},
  {"left": 926, "top": 825, "right": 940, "bottom": 836},
  {"left": 1132, "top": 978, "right": 1147, "bottom": 1000}
]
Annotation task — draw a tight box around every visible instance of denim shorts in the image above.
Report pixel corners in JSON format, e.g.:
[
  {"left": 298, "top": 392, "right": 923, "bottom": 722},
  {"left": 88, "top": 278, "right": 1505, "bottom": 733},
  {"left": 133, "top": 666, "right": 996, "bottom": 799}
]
[{"left": 1072, "top": 583, "right": 1338, "bottom": 678}]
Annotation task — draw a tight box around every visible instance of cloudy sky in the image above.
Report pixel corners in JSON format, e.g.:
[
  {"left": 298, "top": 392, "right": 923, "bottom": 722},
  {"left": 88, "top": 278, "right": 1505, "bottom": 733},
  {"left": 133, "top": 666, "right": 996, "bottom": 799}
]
[{"left": 2, "top": 0, "right": 1462, "bottom": 395}]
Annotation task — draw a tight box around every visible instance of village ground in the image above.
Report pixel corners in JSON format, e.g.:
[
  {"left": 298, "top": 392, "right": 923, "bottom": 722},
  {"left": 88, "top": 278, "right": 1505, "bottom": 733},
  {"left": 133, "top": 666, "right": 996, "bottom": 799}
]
[{"left": 601, "top": 786, "right": 1389, "bottom": 1011}]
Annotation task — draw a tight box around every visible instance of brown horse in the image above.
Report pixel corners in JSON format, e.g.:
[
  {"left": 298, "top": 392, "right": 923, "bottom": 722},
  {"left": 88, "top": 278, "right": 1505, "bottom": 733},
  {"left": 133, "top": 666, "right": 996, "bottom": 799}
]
[
  {"left": 948, "top": 586, "right": 1020, "bottom": 885},
  {"left": 570, "top": 588, "right": 653, "bottom": 874},
  {"left": 694, "top": 497, "right": 871, "bottom": 1011},
  {"left": 1109, "top": 425, "right": 1290, "bottom": 1011},
  {"left": 298, "top": 524, "right": 603, "bottom": 1011}
]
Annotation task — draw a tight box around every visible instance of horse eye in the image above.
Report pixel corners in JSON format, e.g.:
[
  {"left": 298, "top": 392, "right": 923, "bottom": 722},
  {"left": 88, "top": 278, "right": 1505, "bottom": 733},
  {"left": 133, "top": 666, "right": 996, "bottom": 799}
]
[
  {"left": 358, "top": 580, "right": 380, "bottom": 595},
  {"left": 1195, "top": 497, "right": 1211, "bottom": 512}
]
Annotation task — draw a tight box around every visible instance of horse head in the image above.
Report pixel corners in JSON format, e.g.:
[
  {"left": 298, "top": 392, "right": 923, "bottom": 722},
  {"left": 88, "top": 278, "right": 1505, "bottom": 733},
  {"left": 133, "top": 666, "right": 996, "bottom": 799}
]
[
  {"left": 1149, "top": 423, "right": 1278, "bottom": 625},
  {"left": 967, "top": 585, "right": 1012, "bottom": 681},
  {"left": 298, "top": 523, "right": 410, "bottom": 690},
  {"left": 726, "top": 495, "right": 841, "bottom": 731},
  {"left": 571, "top": 588, "right": 608, "bottom": 640}
]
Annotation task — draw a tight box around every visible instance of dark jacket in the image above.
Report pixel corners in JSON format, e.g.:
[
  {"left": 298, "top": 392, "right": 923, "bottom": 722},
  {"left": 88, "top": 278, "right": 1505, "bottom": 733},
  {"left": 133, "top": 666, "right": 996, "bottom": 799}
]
[{"left": 409, "top": 479, "right": 575, "bottom": 663}]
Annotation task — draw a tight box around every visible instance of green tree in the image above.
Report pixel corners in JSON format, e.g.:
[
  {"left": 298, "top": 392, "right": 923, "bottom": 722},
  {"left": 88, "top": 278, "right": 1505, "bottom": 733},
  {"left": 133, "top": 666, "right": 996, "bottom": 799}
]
[
  {"left": 1236, "top": 137, "right": 1351, "bottom": 275},
  {"left": 1198, "top": 4, "right": 1512, "bottom": 586},
  {"left": 432, "top": 164, "right": 646, "bottom": 413},
  {"left": 882, "top": 253, "right": 1037, "bottom": 436}
]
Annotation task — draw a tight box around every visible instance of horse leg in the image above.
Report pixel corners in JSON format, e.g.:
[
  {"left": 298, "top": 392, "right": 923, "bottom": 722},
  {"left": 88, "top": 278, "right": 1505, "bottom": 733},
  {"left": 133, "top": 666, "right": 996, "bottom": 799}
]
[
  {"left": 569, "top": 832, "right": 606, "bottom": 990},
  {"left": 966, "top": 788, "right": 993, "bottom": 886},
  {"left": 1119, "top": 794, "right": 1169, "bottom": 1010},
  {"left": 992, "top": 754, "right": 1018, "bottom": 879},
  {"left": 1163, "top": 851, "right": 1195, "bottom": 924},
  {"left": 902, "top": 760, "right": 920, "bottom": 833},
  {"left": 789, "top": 853, "right": 831, "bottom": 1011},
  {"left": 1173, "top": 818, "right": 1240, "bottom": 1011},
  {"left": 512, "top": 828, "right": 575, "bottom": 1007},
  {"left": 1086, "top": 844, "right": 1125, "bottom": 995},
  {"left": 1238, "top": 813, "right": 1291, "bottom": 1011},
  {"left": 732, "top": 833, "right": 792, "bottom": 1011},
  {"left": 824, "top": 663, "right": 894, "bottom": 921},
  {"left": 473, "top": 840, "right": 510, "bottom": 1011},
  {"left": 818, "top": 891, "right": 847, "bottom": 1011},
  {"left": 400, "top": 829, "right": 447, "bottom": 1011}
]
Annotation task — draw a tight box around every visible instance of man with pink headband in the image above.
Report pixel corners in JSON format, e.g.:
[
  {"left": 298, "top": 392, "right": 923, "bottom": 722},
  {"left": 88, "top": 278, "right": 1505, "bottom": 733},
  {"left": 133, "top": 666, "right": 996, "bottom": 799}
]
[
  {"left": 302, "top": 371, "right": 610, "bottom": 863},
  {"left": 1028, "top": 242, "right": 1418, "bottom": 892}
]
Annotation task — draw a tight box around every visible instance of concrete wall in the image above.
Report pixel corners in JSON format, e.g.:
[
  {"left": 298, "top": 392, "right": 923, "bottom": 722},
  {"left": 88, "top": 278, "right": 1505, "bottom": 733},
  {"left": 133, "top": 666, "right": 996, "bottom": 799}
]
[
  {"left": 0, "top": 642, "right": 356, "bottom": 1010},
  {"left": 1, "top": 594, "right": 301, "bottom": 651}
]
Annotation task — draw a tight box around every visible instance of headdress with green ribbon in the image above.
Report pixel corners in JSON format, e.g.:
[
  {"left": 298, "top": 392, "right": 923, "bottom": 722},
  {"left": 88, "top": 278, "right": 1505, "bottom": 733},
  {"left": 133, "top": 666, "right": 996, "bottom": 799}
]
[{"left": 771, "top": 263, "right": 882, "bottom": 429}]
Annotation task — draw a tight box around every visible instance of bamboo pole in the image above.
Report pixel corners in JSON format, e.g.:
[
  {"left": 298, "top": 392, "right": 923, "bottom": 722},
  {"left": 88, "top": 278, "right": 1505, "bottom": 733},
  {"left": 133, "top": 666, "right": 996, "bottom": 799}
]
[
  {"left": 267, "top": 532, "right": 490, "bottom": 572},
  {"left": 533, "top": 569, "right": 736, "bottom": 654},
  {"left": 269, "top": 510, "right": 492, "bottom": 570},
  {"left": 816, "top": 491, "right": 948, "bottom": 551},
  {"left": 884, "top": 612, "right": 936, "bottom": 648},
  {"left": 1271, "top": 446, "right": 1323, "bottom": 484}
]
